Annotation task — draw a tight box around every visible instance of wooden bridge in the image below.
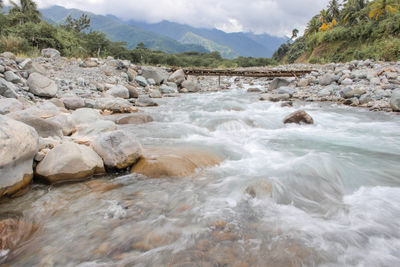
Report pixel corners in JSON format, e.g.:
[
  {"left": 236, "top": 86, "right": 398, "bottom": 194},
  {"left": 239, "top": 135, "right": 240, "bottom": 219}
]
[{"left": 176, "top": 68, "right": 314, "bottom": 78}]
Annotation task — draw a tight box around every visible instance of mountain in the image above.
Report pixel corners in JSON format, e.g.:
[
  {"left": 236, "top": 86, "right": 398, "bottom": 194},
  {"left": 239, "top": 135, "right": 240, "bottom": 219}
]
[
  {"left": 128, "top": 20, "right": 288, "bottom": 58},
  {"left": 40, "top": 6, "right": 207, "bottom": 54}
]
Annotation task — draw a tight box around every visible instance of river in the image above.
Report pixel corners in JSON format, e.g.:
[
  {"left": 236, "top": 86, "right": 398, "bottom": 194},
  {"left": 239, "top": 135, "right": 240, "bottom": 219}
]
[{"left": 2, "top": 83, "right": 400, "bottom": 266}]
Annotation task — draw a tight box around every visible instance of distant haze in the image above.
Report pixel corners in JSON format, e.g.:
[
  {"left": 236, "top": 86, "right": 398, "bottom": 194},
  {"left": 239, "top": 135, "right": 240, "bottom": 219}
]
[{"left": 5, "top": 0, "right": 330, "bottom": 37}]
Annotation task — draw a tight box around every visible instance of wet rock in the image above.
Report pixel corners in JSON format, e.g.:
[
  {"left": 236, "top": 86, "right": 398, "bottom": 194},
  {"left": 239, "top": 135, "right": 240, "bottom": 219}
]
[
  {"left": 4, "top": 71, "right": 21, "bottom": 84},
  {"left": 0, "top": 116, "right": 38, "bottom": 197},
  {"left": 245, "top": 179, "right": 273, "bottom": 198},
  {"left": 105, "top": 113, "right": 153, "bottom": 125},
  {"left": 92, "top": 130, "right": 143, "bottom": 169},
  {"left": 107, "top": 85, "right": 129, "bottom": 99},
  {"left": 41, "top": 48, "right": 60, "bottom": 59},
  {"left": 0, "top": 78, "right": 19, "bottom": 98},
  {"left": 168, "top": 69, "right": 185, "bottom": 85},
  {"left": 135, "top": 76, "right": 148, "bottom": 87},
  {"left": 131, "top": 147, "right": 222, "bottom": 178},
  {"left": 15, "top": 116, "right": 63, "bottom": 138},
  {"left": 27, "top": 73, "right": 58, "bottom": 98},
  {"left": 35, "top": 142, "right": 105, "bottom": 183},
  {"left": 0, "top": 98, "right": 24, "bottom": 115},
  {"left": 283, "top": 110, "right": 314, "bottom": 125},
  {"left": 269, "top": 78, "right": 290, "bottom": 91},
  {"left": 62, "top": 97, "right": 85, "bottom": 110},
  {"left": 390, "top": 89, "right": 400, "bottom": 111}
]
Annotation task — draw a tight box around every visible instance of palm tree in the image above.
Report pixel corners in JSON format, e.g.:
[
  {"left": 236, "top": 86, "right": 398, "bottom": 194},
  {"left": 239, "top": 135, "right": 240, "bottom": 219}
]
[
  {"left": 9, "top": 0, "right": 42, "bottom": 24},
  {"left": 369, "top": 0, "right": 400, "bottom": 20}
]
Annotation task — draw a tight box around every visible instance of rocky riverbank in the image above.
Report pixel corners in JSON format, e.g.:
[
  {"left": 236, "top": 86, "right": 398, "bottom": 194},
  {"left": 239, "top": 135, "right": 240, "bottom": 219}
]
[{"left": 1, "top": 49, "right": 400, "bottom": 199}]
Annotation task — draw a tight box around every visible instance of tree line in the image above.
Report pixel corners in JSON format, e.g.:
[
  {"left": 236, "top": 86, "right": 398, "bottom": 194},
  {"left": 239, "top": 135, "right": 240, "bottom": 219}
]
[
  {"left": 0, "top": 0, "right": 276, "bottom": 68},
  {"left": 273, "top": 0, "right": 400, "bottom": 63}
]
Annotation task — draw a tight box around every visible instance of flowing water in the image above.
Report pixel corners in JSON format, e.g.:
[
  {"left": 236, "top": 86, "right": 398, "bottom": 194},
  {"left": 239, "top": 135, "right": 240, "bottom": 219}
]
[{"left": 1, "top": 83, "right": 400, "bottom": 266}]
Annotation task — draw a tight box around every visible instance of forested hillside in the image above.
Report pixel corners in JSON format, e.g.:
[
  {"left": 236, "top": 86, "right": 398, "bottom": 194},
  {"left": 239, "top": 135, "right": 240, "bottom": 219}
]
[{"left": 273, "top": 0, "right": 400, "bottom": 63}]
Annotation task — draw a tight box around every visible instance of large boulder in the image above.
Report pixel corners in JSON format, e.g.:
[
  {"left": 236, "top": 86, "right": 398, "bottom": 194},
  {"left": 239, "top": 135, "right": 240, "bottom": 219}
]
[
  {"left": 131, "top": 147, "right": 222, "bottom": 178},
  {"left": 35, "top": 142, "right": 105, "bottom": 183},
  {"left": 168, "top": 69, "right": 185, "bottom": 85},
  {"left": 15, "top": 116, "right": 63, "bottom": 138},
  {"left": 92, "top": 130, "right": 143, "bottom": 169},
  {"left": 0, "top": 98, "right": 24, "bottom": 115},
  {"left": 390, "top": 89, "right": 400, "bottom": 111},
  {"left": 107, "top": 85, "right": 129, "bottom": 99},
  {"left": 0, "top": 78, "right": 19, "bottom": 98},
  {"left": 27, "top": 73, "right": 58, "bottom": 97},
  {"left": 269, "top": 78, "right": 290, "bottom": 91},
  {"left": 41, "top": 48, "right": 60, "bottom": 59},
  {"left": 283, "top": 110, "right": 314, "bottom": 125},
  {"left": 0, "top": 116, "right": 38, "bottom": 197},
  {"left": 142, "top": 67, "right": 166, "bottom": 85}
]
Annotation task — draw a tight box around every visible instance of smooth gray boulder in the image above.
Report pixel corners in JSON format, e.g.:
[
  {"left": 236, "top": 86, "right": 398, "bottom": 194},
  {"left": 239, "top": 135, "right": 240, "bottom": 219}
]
[
  {"left": 92, "top": 130, "right": 143, "bottom": 169},
  {"left": 35, "top": 142, "right": 105, "bottom": 183},
  {"left": 269, "top": 78, "right": 290, "bottom": 91},
  {"left": 0, "top": 98, "right": 24, "bottom": 115},
  {"left": 15, "top": 116, "right": 63, "bottom": 138},
  {"left": 4, "top": 71, "right": 21, "bottom": 84},
  {"left": 168, "top": 69, "right": 185, "bottom": 85},
  {"left": 107, "top": 85, "right": 129, "bottom": 99},
  {"left": 0, "top": 116, "right": 38, "bottom": 197},
  {"left": 142, "top": 67, "right": 166, "bottom": 85},
  {"left": 390, "top": 89, "right": 400, "bottom": 111},
  {"left": 135, "top": 76, "right": 148, "bottom": 87},
  {"left": 27, "top": 73, "right": 58, "bottom": 97},
  {"left": 0, "top": 78, "right": 19, "bottom": 98},
  {"left": 41, "top": 48, "right": 60, "bottom": 59}
]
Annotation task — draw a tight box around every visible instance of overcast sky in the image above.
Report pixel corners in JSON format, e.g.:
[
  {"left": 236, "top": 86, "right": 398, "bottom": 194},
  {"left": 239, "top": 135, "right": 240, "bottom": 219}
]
[{"left": 5, "top": 0, "right": 331, "bottom": 37}]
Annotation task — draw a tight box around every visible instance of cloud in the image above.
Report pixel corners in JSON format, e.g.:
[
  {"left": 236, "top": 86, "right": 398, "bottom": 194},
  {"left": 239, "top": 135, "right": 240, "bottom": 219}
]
[{"left": 26, "top": 0, "right": 330, "bottom": 36}]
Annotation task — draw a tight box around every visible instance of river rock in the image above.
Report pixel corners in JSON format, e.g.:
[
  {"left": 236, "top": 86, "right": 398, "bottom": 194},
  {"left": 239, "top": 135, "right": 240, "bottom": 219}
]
[
  {"left": 0, "top": 98, "right": 24, "bottom": 115},
  {"left": 181, "top": 80, "right": 200, "bottom": 92},
  {"left": 27, "top": 73, "right": 58, "bottom": 97},
  {"left": 142, "top": 67, "right": 166, "bottom": 85},
  {"left": 0, "top": 116, "right": 38, "bottom": 197},
  {"left": 131, "top": 147, "right": 222, "bottom": 178},
  {"left": 168, "top": 69, "right": 185, "bottom": 85},
  {"left": 41, "top": 48, "right": 60, "bottom": 59},
  {"left": 4, "top": 71, "right": 21, "bottom": 84},
  {"left": 0, "top": 78, "right": 19, "bottom": 98},
  {"left": 107, "top": 85, "right": 129, "bottom": 99},
  {"left": 160, "top": 84, "right": 178, "bottom": 94},
  {"left": 35, "top": 142, "right": 105, "bottom": 183},
  {"left": 269, "top": 78, "right": 290, "bottom": 91},
  {"left": 62, "top": 96, "right": 85, "bottom": 110},
  {"left": 390, "top": 89, "right": 400, "bottom": 111},
  {"left": 92, "top": 130, "right": 143, "bottom": 169},
  {"left": 15, "top": 116, "right": 63, "bottom": 138},
  {"left": 71, "top": 108, "right": 101, "bottom": 125},
  {"left": 135, "top": 76, "right": 148, "bottom": 87},
  {"left": 283, "top": 110, "right": 314, "bottom": 125}
]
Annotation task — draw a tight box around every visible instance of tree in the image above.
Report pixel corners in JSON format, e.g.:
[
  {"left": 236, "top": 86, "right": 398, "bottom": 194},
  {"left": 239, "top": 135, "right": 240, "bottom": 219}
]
[
  {"left": 369, "top": 0, "right": 400, "bottom": 20},
  {"left": 64, "top": 14, "right": 91, "bottom": 33},
  {"left": 291, "top": 28, "right": 299, "bottom": 40},
  {"left": 9, "top": 0, "right": 41, "bottom": 24}
]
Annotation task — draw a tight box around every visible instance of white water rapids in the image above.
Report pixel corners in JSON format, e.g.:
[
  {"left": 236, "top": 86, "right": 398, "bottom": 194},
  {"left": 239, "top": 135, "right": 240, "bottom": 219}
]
[{"left": 1, "top": 83, "right": 400, "bottom": 266}]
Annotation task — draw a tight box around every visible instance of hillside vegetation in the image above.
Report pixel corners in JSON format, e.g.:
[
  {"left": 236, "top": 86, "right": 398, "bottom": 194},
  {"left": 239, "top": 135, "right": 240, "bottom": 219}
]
[
  {"left": 274, "top": 0, "right": 400, "bottom": 64},
  {"left": 0, "top": 0, "right": 276, "bottom": 68}
]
